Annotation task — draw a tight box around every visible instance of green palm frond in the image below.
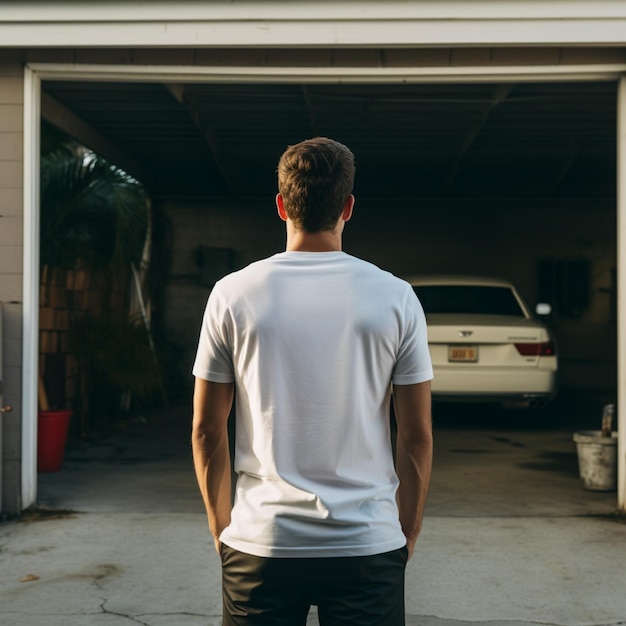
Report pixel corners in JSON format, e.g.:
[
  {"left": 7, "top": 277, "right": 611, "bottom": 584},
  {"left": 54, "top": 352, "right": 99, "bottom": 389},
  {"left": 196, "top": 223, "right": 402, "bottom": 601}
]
[{"left": 41, "top": 148, "right": 148, "bottom": 271}]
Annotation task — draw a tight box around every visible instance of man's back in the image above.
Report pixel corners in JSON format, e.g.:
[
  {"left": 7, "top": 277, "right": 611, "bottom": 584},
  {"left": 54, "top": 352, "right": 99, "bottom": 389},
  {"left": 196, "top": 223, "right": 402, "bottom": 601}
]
[
  {"left": 194, "top": 250, "right": 432, "bottom": 557},
  {"left": 192, "top": 137, "right": 433, "bottom": 625}
]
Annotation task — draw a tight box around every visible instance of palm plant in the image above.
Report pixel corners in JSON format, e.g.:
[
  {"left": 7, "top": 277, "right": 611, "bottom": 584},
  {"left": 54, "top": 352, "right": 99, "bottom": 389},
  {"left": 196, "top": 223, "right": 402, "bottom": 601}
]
[
  {"left": 40, "top": 132, "right": 165, "bottom": 435},
  {"left": 41, "top": 144, "right": 148, "bottom": 273}
]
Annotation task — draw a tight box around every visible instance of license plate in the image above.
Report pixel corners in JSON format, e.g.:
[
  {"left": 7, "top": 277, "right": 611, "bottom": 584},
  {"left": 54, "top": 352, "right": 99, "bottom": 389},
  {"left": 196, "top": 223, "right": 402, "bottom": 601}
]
[{"left": 448, "top": 345, "right": 478, "bottom": 362}]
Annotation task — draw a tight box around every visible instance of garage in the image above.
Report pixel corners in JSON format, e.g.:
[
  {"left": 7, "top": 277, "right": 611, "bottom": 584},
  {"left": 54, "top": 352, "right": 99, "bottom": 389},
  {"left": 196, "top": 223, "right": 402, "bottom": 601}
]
[
  {"left": 39, "top": 77, "right": 618, "bottom": 389},
  {"left": 32, "top": 66, "right": 620, "bottom": 487},
  {"left": 1, "top": 2, "right": 626, "bottom": 516}
]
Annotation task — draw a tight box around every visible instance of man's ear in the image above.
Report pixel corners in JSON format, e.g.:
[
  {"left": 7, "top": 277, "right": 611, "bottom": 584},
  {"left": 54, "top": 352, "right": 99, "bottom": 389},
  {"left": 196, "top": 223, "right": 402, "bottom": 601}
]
[
  {"left": 276, "top": 193, "right": 288, "bottom": 222},
  {"left": 342, "top": 195, "right": 355, "bottom": 222}
]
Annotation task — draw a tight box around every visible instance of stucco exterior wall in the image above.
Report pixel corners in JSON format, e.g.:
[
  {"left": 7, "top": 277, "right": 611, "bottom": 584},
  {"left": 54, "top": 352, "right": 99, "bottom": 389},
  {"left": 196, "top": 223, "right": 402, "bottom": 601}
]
[{"left": 0, "top": 51, "right": 23, "bottom": 516}]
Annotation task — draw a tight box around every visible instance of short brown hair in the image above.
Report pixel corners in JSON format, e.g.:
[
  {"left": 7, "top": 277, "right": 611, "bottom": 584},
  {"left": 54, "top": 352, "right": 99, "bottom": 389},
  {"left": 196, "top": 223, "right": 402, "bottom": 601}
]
[{"left": 277, "top": 137, "right": 355, "bottom": 232}]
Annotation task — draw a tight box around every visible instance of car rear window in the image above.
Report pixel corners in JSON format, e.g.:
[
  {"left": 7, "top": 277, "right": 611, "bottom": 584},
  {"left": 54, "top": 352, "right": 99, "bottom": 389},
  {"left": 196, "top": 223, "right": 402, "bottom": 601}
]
[{"left": 412, "top": 285, "right": 526, "bottom": 317}]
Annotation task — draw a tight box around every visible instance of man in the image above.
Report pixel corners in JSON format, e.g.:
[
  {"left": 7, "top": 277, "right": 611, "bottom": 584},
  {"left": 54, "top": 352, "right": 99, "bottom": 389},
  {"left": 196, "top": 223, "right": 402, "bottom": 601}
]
[{"left": 192, "top": 137, "right": 433, "bottom": 626}]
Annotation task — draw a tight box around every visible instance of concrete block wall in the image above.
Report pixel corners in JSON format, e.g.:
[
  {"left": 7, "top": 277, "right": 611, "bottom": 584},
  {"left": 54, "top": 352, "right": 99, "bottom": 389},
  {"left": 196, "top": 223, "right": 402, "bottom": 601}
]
[
  {"left": 161, "top": 195, "right": 617, "bottom": 394},
  {"left": 160, "top": 198, "right": 284, "bottom": 378},
  {"left": 0, "top": 51, "right": 23, "bottom": 516}
]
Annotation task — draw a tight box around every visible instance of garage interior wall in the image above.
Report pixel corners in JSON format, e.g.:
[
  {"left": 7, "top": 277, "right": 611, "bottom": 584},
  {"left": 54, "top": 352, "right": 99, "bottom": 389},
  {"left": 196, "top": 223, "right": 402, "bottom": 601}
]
[
  {"left": 163, "top": 195, "right": 616, "bottom": 396},
  {"left": 0, "top": 53, "right": 23, "bottom": 514},
  {"left": 1, "top": 44, "right": 624, "bottom": 514}
]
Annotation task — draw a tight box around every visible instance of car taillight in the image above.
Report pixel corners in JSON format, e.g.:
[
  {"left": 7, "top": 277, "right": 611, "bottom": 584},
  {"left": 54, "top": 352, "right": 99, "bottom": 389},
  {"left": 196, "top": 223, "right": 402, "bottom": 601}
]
[{"left": 514, "top": 342, "right": 556, "bottom": 357}]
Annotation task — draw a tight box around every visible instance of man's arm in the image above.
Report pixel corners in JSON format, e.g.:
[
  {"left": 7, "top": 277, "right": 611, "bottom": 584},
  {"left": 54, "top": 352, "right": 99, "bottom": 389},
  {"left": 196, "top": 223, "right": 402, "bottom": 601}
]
[
  {"left": 192, "top": 377, "right": 234, "bottom": 554},
  {"left": 393, "top": 380, "right": 433, "bottom": 560}
]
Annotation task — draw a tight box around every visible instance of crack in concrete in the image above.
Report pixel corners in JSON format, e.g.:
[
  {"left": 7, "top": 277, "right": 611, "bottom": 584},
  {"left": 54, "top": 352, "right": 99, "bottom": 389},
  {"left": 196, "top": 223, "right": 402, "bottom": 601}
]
[
  {"left": 100, "top": 599, "right": 151, "bottom": 625},
  {"left": 1, "top": 610, "right": 621, "bottom": 626},
  {"left": 136, "top": 612, "right": 219, "bottom": 620},
  {"left": 405, "top": 617, "right": 626, "bottom": 626}
]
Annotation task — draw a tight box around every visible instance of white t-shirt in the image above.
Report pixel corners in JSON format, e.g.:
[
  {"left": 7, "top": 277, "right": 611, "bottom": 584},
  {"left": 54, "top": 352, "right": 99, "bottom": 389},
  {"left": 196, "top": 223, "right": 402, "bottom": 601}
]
[{"left": 193, "top": 251, "right": 433, "bottom": 558}]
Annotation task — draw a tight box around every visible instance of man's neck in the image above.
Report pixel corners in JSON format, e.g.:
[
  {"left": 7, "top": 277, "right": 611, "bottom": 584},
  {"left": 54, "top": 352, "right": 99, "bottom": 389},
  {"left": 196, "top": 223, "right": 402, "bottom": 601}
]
[{"left": 285, "top": 226, "right": 343, "bottom": 252}]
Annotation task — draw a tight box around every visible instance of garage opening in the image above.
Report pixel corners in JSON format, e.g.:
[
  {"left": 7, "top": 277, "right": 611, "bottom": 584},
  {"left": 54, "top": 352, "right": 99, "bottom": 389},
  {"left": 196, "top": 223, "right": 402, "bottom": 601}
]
[{"left": 34, "top": 76, "right": 618, "bottom": 515}]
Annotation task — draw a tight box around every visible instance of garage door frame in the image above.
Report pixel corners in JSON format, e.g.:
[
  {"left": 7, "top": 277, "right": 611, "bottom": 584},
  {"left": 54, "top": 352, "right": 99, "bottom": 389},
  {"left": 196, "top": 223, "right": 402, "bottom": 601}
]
[{"left": 22, "top": 61, "right": 626, "bottom": 511}]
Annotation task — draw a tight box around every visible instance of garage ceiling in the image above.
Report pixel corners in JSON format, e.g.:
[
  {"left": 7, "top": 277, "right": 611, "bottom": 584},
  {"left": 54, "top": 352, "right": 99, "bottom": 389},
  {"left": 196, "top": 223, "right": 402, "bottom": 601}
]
[{"left": 42, "top": 80, "right": 617, "bottom": 201}]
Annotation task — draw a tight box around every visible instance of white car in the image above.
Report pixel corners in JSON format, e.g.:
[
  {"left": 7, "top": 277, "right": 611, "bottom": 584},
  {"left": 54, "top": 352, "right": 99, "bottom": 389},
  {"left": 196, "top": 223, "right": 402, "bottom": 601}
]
[{"left": 406, "top": 275, "right": 558, "bottom": 408}]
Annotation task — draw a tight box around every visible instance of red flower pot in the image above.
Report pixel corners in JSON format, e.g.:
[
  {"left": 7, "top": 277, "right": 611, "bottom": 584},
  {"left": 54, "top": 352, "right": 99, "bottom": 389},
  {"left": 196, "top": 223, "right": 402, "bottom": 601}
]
[{"left": 37, "top": 410, "right": 73, "bottom": 472}]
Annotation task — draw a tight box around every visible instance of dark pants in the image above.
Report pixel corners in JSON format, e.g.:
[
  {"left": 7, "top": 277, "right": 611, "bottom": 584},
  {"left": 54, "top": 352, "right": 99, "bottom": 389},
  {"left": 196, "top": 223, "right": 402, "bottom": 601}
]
[{"left": 220, "top": 544, "right": 408, "bottom": 626}]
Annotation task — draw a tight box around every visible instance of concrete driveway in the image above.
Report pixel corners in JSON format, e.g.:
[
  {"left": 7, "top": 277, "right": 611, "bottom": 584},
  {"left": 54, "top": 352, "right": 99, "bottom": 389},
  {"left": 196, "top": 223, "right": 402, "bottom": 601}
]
[{"left": 0, "top": 392, "right": 624, "bottom": 626}]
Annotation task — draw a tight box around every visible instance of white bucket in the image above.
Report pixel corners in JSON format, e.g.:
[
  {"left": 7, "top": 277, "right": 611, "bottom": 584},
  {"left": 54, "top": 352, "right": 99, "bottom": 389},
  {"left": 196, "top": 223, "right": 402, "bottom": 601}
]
[{"left": 573, "top": 430, "right": 618, "bottom": 491}]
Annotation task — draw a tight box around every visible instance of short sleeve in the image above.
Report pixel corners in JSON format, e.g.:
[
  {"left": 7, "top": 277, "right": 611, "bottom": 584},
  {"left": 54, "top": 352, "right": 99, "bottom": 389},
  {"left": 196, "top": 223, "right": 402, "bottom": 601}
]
[
  {"left": 392, "top": 286, "right": 434, "bottom": 385},
  {"left": 192, "top": 285, "right": 235, "bottom": 383}
]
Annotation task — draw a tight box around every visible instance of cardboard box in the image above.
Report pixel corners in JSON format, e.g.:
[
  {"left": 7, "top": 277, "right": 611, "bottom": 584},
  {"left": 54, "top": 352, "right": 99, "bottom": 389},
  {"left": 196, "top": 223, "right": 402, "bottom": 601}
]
[
  {"left": 48, "top": 286, "right": 68, "bottom": 309},
  {"left": 39, "top": 330, "right": 59, "bottom": 354},
  {"left": 39, "top": 307, "right": 56, "bottom": 330},
  {"left": 54, "top": 309, "right": 70, "bottom": 330}
]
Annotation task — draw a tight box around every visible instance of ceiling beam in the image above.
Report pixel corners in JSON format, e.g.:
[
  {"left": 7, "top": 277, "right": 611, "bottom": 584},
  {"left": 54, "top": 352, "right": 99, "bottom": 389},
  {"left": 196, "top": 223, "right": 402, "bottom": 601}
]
[
  {"left": 446, "top": 83, "right": 515, "bottom": 187},
  {"left": 301, "top": 85, "right": 320, "bottom": 137},
  {"left": 165, "top": 83, "right": 236, "bottom": 194},
  {"left": 40, "top": 90, "right": 152, "bottom": 188}
]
